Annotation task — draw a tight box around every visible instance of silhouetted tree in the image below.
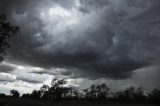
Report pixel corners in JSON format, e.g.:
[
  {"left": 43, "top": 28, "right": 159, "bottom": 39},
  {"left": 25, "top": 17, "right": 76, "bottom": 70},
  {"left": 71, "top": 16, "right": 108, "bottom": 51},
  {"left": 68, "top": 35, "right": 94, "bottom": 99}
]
[
  {"left": 97, "top": 84, "right": 110, "bottom": 100},
  {"left": 40, "top": 84, "right": 49, "bottom": 97},
  {"left": 133, "top": 87, "right": 145, "bottom": 102},
  {"left": 113, "top": 86, "right": 146, "bottom": 103},
  {"left": 0, "top": 14, "right": 19, "bottom": 62},
  {"left": 83, "top": 88, "right": 90, "bottom": 99},
  {"left": 0, "top": 93, "right": 6, "bottom": 97},
  {"left": 148, "top": 89, "right": 160, "bottom": 104},
  {"left": 123, "top": 87, "right": 135, "bottom": 101},
  {"left": 5, "top": 79, "right": 160, "bottom": 104},
  {"left": 89, "top": 84, "right": 97, "bottom": 98},
  {"left": 10, "top": 89, "right": 20, "bottom": 97},
  {"left": 72, "top": 88, "right": 80, "bottom": 100},
  {"left": 114, "top": 87, "right": 135, "bottom": 102},
  {"left": 40, "top": 84, "right": 50, "bottom": 102},
  {"left": 49, "top": 79, "right": 67, "bottom": 102},
  {"left": 83, "top": 83, "right": 110, "bottom": 102},
  {"left": 22, "top": 93, "right": 31, "bottom": 98},
  {"left": 30, "top": 90, "right": 41, "bottom": 99}
]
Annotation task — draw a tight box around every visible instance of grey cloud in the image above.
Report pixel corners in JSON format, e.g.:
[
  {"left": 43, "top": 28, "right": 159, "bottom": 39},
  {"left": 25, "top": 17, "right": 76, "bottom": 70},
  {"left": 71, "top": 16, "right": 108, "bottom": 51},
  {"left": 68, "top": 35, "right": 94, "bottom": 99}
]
[
  {"left": 77, "top": 65, "right": 160, "bottom": 91},
  {"left": 0, "top": 74, "right": 15, "bottom": 82},
  {"left": 16, "top": 77, "right": 42, "bottom": 83},
  {"left": 0, "top": 63, "right": 15, "bottom": 73},
  {"left": 0, "top": 0, "right": 160, "bottom": 80},
  {"left": 16, "top": 74, "right": 45, "bottom": 83},
  {"left": 132, "top": 65, "right": 160, "bottom": 90},
  {"left": 79, "top": 0, "right": 110, "bottom": 13},
  {"left": 31, "top": 68, "right": 72, "bottom": 77},
  {"left": 0, "top": 0, "right": 34, "bottom": 15},
  {"left": 53, "top": 0, "right": 79, "bottom": 9}
]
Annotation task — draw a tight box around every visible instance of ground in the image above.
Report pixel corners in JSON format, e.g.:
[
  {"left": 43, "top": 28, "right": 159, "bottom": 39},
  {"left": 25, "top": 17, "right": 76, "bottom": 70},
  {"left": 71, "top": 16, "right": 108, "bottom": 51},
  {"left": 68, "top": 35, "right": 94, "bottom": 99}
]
[{"left": 0, "top": 97, "right": 159, "bottom": 106}]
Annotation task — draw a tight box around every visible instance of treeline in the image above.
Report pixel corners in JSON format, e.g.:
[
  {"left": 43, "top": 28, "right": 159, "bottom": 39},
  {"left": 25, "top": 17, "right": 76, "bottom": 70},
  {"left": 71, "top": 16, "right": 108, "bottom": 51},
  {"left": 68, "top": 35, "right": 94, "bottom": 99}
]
[
  {"left": 0, "top": 79, "right": 160, "bottom": 104},
  {"left": 0, "top": 89, "right": 20, "bottom": 98}
]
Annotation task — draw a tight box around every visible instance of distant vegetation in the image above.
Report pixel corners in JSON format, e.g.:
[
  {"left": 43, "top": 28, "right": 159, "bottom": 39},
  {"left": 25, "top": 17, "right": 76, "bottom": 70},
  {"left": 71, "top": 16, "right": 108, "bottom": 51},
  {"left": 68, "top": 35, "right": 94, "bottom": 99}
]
[{"left": 0, "top": 79, "right": 160, "bottom": 104}]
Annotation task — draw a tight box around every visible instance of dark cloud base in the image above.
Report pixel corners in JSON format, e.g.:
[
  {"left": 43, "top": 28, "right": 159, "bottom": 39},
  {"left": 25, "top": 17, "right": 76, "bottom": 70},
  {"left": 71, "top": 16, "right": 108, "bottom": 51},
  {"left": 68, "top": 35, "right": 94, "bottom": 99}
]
[{"left": 0, "top": 0, "right": 160, "bottom": 80}]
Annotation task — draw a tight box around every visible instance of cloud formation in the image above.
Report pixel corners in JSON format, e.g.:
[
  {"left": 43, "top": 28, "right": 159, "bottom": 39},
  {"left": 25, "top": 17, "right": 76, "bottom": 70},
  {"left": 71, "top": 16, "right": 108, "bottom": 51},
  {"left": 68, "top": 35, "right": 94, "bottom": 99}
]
[
  {"left": 16, "top": 74, "right": 45, "bottom": 83},
  {"left": 0, "top": 73, "right": 16, "bottom": 82},
  {"left": 0, "top": 63, "right": 15, "bottom": 73},
  {"left": 0, "top": 0, "right": 160, "bottom": 81}
]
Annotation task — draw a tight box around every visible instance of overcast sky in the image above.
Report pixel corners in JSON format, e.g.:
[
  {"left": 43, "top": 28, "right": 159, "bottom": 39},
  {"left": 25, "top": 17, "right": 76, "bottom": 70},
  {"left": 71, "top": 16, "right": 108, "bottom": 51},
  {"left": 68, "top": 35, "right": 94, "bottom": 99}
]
[{"left": 0, "top": 0, "right": 160, "bottom": 94}]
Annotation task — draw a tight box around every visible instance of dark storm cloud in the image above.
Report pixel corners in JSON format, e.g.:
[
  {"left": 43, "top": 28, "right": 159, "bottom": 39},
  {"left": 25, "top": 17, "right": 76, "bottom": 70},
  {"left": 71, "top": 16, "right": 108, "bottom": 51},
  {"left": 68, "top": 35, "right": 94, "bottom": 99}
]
[
  {"left": 0, "top": 0, "right": 35, "bottom": 15},
  {"left": 0, "top": 63, "right": 15, "bottom": 73},
  {"left": 0, "top": 0, "right": 160, "bottom": 80},
  {"left": 79, "top": 0, "right": 110, "bottom": 13}
]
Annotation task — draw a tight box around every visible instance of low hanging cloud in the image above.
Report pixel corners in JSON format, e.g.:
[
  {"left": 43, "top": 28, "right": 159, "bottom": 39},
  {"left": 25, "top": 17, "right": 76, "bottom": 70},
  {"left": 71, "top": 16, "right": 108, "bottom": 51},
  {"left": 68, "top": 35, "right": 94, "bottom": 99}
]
[
  {"left": 0, "top": 0, "right": 160, "bottom": 80},
  {"left": 0, "top": 73, "right": 16, "bottom": 82},
  {"left": 16, "top": 75, "right": 44, "bottom": 84},
  {"left": 0, "top": 63, "right": 15, "bottom": 73}
]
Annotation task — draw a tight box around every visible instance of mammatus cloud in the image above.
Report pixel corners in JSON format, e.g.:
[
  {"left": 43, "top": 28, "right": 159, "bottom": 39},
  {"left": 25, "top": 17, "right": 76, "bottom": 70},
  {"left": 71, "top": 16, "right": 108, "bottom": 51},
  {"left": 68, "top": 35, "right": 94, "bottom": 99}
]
[{"left": 0, "top": 0, "right": 160, "bottom": 87}]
